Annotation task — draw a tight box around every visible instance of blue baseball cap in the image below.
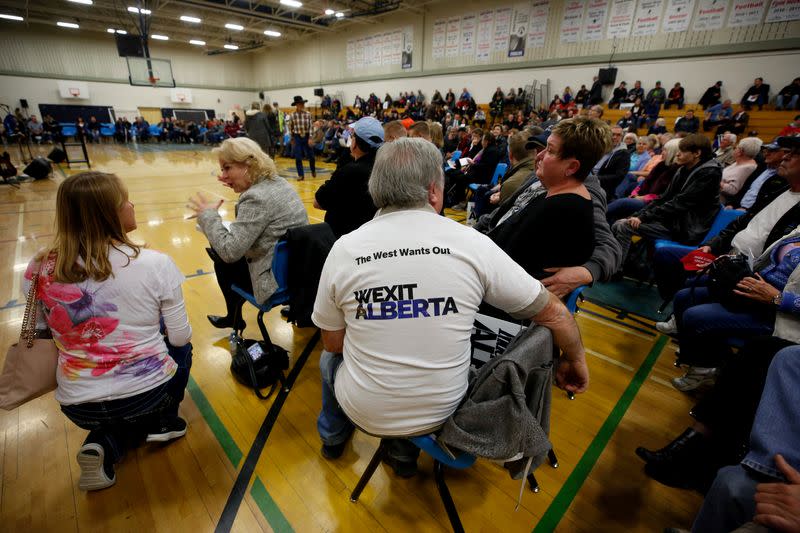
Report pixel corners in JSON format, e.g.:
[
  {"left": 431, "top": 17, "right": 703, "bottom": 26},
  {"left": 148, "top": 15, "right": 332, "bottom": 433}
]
[{"left": 351, "top": 117, "right": 384, "bottom": 149}]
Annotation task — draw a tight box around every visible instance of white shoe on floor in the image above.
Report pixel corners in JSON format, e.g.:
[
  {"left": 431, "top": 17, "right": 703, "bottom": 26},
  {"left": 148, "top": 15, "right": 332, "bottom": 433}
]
[
  {"left": 671, "top": 367, "right": 718, "bottom": 392},
  {"left": 656, "top": 315, "right": 677, "bottom": 335},
  {"left": 76, "top": 443, "right": 116, "bottom": 491}
]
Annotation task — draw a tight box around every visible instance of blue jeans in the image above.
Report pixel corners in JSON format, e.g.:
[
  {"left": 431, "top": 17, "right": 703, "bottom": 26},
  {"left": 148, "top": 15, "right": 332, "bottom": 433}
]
[
  {"left": 692, "top": 346, "right": 800, "bottom": 532},
  {"left": 606, "top": 197, "right": 646, "bottom": 224},
  {"left": 652, "top": 245, "right": 693, "bottom": 302},
  {"left": 614, "top": 174, "right": 640, "bottom": 201},
  {"left": 317, "top": 350, "right": 354, "bottom": 446},
  {"left": 292, "top": 134, "right": 316, "bottom": 178},
  {"left": 60, "top": 341, "right": 193, "bottom": 463},
  {"left": 673, "top": 287, "right": 775, "bottom": 367},
  {"left": 776, "top": 94, "right": 799, "bottom": 110}
]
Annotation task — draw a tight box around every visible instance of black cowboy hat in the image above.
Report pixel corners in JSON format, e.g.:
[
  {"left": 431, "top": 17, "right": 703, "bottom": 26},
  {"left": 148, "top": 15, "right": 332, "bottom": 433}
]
[{"left": 291, "top": 95, "right": 307, "bottom": 106}]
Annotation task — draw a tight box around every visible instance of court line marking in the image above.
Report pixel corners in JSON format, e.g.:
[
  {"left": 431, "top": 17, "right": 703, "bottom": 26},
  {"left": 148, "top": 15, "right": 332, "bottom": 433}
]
[
  {"left": 576, "top": 309, "right": 655, "bottom": 341},
  {"left": 532, "top": 334, "right": 670, "bottom": 532}
]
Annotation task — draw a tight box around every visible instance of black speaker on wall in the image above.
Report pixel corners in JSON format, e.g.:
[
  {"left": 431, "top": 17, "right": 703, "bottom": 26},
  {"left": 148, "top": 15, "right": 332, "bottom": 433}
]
[
  {"left": 259, "top": 91, "right": 265, "bottom": 100},
  {"left": 313, "top": 88, "right": 324, "bottom": 97},
  {"left": 20, "top": 99, "right": 28, "bottom": 109},
  {"left": 48, "top": 148, "right": 67, "bottom": 164},
  {"left": 115, "top": 33, "right": 145, "bottom": 57},
  {"left": 598, "top": 68, "right": 618, "bottom": 85},
  {"left": 23, "top": 157, "right": 52, "bottom": 180}
]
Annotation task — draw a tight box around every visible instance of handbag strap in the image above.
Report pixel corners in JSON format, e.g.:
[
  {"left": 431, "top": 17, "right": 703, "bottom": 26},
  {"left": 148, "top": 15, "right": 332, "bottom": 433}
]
[{"left": 20, "top": 256, "right": 51, "bottom": 348}]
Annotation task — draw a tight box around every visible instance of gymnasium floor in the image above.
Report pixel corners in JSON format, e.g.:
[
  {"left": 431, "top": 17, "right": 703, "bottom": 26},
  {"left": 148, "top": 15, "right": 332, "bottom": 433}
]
[{"left": 0, "top": 142, "right": 704, "bottom": 532}]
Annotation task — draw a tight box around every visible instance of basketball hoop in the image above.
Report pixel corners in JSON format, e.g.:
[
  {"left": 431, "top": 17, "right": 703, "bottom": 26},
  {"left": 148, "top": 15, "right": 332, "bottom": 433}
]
[
  {"left": 69, "top": 88, "right": 80, "bottom": 97},
  {"left": 149, "top": 76, "right": 160, "bottom": 87}
]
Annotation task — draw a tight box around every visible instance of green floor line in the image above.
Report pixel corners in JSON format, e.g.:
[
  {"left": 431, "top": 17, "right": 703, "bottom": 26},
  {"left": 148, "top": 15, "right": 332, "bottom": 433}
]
[
  {"left": 187, "top": 376, "right": 243, "bottom": 467},
  {"left": 250, "top": 477, "right": 295, "bottom": 533},
  {"left": 532, "top": 334, "right": 670, "bottom": 533}
]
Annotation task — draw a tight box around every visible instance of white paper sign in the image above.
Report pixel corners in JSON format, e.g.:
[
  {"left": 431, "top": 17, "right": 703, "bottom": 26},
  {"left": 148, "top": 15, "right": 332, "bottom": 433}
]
[
  {"left": 432, "top": 18, "right": 446, "bottom": 59},
  {"left": 693, "top": 0, "right": 729, "bottom": 30},
  {"left": 727, "top": 0, "right": 765, "bottom": 26},
  {"left": 529, "top": 0, "right": 550, "bottom": 48},
  {"left": 766, "top": 0, "right": 800, "bottom": 22},
  {"left": 607, "top": 0, "right": 636, "bottom": 38},
  {"left": 632, "top": 0, "right": 664, "bottom": 35},
  {"left": 508, "top": 3, "right": 531, "bottom": 57},
  {"left": 560, "top": 1, "right": 585, "bottom": 43},
  {"left": 460, "top": 13, "right": 477, "bottom": 56},
  {"left": 493, "top": 7, "right": 513, "bottom": 51},
  {"left": 475, "top": 10, "right": 494, "bottom": 62},
  {"left": 445, "top": 16, "right": 461, "bottom": 57},
  {"left": 662, "top": 0, "right": 695, "bottom": 31},
  {"left": 583, "top": 0, "right": 609, "bottom": 41}
]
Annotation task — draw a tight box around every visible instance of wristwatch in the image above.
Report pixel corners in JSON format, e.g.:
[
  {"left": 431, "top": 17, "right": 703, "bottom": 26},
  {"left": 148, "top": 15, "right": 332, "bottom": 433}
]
[{"left": 773, "top": 293, "right": 783, "bottom": 307}]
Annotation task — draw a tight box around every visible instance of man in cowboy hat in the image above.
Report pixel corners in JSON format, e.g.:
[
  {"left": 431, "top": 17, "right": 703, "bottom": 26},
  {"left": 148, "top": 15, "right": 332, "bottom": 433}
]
[{"left": 289, "top": 95, "right": 316, "bottom": 180}]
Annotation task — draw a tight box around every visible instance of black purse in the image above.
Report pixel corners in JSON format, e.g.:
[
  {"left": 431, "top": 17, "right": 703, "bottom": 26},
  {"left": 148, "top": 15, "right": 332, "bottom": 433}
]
[
  {"left": 229, "top": 333, "right": 289, "bottom": 399},
  {"left": 701, "top": 254, "right": 755, "bottom": 311}
]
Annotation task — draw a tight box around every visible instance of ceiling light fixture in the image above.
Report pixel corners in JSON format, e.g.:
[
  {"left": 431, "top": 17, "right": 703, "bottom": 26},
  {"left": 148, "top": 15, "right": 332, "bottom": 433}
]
[
  {"left": 225, "top": 23, "right": 243, "bottom": 31},
  {"left": 127, "top": 7, "right": 151, "bottom": 14},
  {"left": 263, "top": 29, "right": 281, "bottom": 37},
  {"left": 189, "top": 39, "right": 206, "bottom": 45},
  {"left": 280, "top": 0, "right": 302, "bottom": 8},
  {"left": 0, "top": 14, "right": 24, "bottom": 21},
  {"left": 335, "top": 12, "right": 344, "bottom": 18},
  {"left": 180, "top": 15, "right": 201, "bottom": 23},
  {"left": 224, "top": 44, "right": 239, "bottom": 50},
  {"left": 68, "top": 0, "right": 93, "bottom": 5},
  {"left": 57, "top": 21, "right": 80, "bottom": 28},
  {"left": 151, "top": 34, "right": 169, "bottom": 40},
  {"left": 324, "top": 9, "right": 335, "bottom": 15}
]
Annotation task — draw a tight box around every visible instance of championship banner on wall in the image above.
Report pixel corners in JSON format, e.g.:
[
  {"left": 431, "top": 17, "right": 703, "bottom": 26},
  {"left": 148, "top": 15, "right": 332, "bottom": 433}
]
[
  {"left": 632, "top": 0, "right": 664, "bottom": 36},
  {"left": 475, "top": 10, "right": 494, "bottom": 62},
  {"left": 460, "top": 13, "right": 477, "bottom": 56},
  {"left": 560, "top": 1, "right": 585, "bottom": 43},
  {"left": 445, "top": 16, "right": 461, "bottom": 57},
  {"left": 662, "top": 0, "right": 695, "bottom": 32},
  {"left": 402, "top": 26, "right": 413, "bottom": 69},
  {"left": 766, "top": 0, "right": 800, "bottom": 22},
  {"left": 508, "top": 3, "right": 531, "bottom": 57},
  {"left": 727, "top": 0, "right": 766, "bottom": 26},
  {"left": 583, "top": 0, "right": 610, "bottom": 42},
  {"left": 693, "top": 0, "right": 729, "bottom": 30},
  {"left": 432, "top": 18, "right": 446, "bottom": 59},
  {"left": 607, "top": 0, "right": 636, "bottom": 38},
  {"left": 493, "top": 7, "right": 513, "bottom": 52},
  {"left": 529, "top": 0, "right": 550, "bottom": 48}
]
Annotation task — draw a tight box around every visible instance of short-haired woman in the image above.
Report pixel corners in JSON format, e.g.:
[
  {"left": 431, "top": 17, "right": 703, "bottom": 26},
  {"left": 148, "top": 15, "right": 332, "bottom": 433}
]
[
  {"left": 188, "top": 137, "right": 308, "bottom": 329},
  {"left": 24, "top": 171, "right": 193, "bottom": 490},
  {"left": 720, "top": 137, "right": 763, "bottom": 205}
]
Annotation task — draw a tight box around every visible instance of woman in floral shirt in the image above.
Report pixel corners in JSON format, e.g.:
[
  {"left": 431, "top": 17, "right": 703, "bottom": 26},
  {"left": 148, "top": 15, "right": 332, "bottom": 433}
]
[{"left": 24, "top": 171, "right": 192, "bottom": 491}]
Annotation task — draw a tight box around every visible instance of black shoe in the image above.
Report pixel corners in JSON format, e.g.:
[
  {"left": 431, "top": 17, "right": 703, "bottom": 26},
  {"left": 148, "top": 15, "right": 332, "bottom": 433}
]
[
  {"left": 644, "top": 459, "right": 713, "bottom": 491},
  {"left": 207, "top": 314, "right": 245, "bottom": 330},
  {"left": 321, "top": 441, "right": 347, "bottom": 459},
  {"left": 381, "top": 455, "right": 418, "bottom": 478},
  {"left": 635, "top": 428, "right": 705, "bottom": 465},
  {"left": 280, "top": 306, "right": 291, "bottom": 318},
  {"left": 147, "top": 417, "right": 188, "bottom": 443}
]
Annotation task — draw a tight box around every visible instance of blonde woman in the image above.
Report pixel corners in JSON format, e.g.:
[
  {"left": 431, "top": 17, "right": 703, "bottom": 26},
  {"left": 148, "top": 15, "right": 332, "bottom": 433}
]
[
  {"left": 24, "top": 171, "right": 193, "bottom": 490},
  {"left": 188, "top": 137, "right": 307, "bottom": 330},
  {"left": 719, "top": 137, "right": 763, "bottom": 205}
]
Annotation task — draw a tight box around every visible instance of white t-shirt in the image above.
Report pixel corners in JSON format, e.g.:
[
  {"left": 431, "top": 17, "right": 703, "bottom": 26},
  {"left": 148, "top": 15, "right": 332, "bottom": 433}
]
[
  {"left": 312, "top": 207, "right": 544, "bottom": 436},
  {"left": 24, "top": 247, "right": 186, "bottom": 405},
  {"left": 732, "top": 190, "right": 800, "bottom": 257}
]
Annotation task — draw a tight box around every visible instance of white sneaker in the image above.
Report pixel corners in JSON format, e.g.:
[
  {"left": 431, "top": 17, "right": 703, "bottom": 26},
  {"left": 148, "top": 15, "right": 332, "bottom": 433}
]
[
  {"left": 671, "top": 367, "right": 718, "bottom": 392},
  {"left": 656, "top": 315, "right": 677, "bottom": 335},
  {"left": 76, "top": 443, "right": 116, "bottom": 491}
]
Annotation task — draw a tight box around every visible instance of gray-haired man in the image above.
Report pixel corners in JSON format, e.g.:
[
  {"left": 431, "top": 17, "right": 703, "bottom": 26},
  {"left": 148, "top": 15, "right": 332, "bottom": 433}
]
[{"left": 311, "top": 138, "right": 589, "bottom": 473}]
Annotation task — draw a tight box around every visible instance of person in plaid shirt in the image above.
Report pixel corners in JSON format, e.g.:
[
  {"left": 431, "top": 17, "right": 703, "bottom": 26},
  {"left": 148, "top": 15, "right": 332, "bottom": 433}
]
[{"left": 289, "top": 95, "right": 316, "bottom": 180}]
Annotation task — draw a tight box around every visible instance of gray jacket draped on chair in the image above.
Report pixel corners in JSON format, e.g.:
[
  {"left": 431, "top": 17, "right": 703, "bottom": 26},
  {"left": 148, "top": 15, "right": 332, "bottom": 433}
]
[{"left": 439, "top": 324, "right": 553, "bottom": 479}]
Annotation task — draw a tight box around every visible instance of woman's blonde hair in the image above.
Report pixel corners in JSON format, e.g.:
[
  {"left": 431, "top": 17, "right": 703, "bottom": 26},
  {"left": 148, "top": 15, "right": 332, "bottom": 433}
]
[
  {"left": 662, "top": 138, "right": 681, "bottom": 166},
  {"left": 213, "top": 137, "right": 278, "bottom": 185},
  {"left": 428, "top": 121, "right": 443, "bottom": 148},
  {"left": 47, "top": 171, "right": 140, "bottom": 283}
]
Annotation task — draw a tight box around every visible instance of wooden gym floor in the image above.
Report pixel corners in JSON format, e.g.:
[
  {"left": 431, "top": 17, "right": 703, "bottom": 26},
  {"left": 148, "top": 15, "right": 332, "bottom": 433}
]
[{"left": 0, "top": 142, "right": 704, "bottom": 532}]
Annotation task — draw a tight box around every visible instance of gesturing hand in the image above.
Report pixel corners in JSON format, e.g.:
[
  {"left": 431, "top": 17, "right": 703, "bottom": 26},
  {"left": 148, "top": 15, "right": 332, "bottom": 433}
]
[
  {"left": 187, "top": 192, "right": 223, "bottom": 217},
  {"left": 754, "top": 454, "right": 800, "bottom": 533},
  {"left": 734, "top": 273, "right": 781, "bottom": 305}
]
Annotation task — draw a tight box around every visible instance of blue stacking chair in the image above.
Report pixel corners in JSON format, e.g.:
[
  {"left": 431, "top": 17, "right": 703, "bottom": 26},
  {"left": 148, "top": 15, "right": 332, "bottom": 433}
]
[
  {"left": 231, "top": 240, "right": 292, "bottom": 390},
  {"left": 653, "top": 207, "right": 745, "bottom": 253},
  {"left": 100, "top": 124, "right": 115, "bottom": 140},
  {"left": 468, "top": 162, "right": 507, "bottom": 193},
  {"left": 60, "top": 124, "right": 77, "bottom": 139}
]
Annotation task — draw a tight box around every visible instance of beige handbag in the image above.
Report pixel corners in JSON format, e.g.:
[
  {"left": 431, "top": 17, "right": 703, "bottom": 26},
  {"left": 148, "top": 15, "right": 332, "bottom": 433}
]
[{"left": 0, "top": 262, "right": 59, "bottom": 410}]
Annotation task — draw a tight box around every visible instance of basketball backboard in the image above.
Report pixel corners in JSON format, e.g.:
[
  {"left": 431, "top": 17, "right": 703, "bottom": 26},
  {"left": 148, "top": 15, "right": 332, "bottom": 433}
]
[{"left": 127, "top": 57, "right": 176, "bottom": 87}]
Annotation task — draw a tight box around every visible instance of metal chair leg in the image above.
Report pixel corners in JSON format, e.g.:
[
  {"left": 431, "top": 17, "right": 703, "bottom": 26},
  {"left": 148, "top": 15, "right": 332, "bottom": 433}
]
[
  {"left": 433, "top": 461, "right": 465, "bottom": 533},
  {"left": 527, "top": 472, "right": 540, "bottom": 493},
  {"left": 548, "top": 449, "right": 559, "bottom": 468},
  {"left": 350, "top": 441, "right": 386, "bottom": 503}
]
